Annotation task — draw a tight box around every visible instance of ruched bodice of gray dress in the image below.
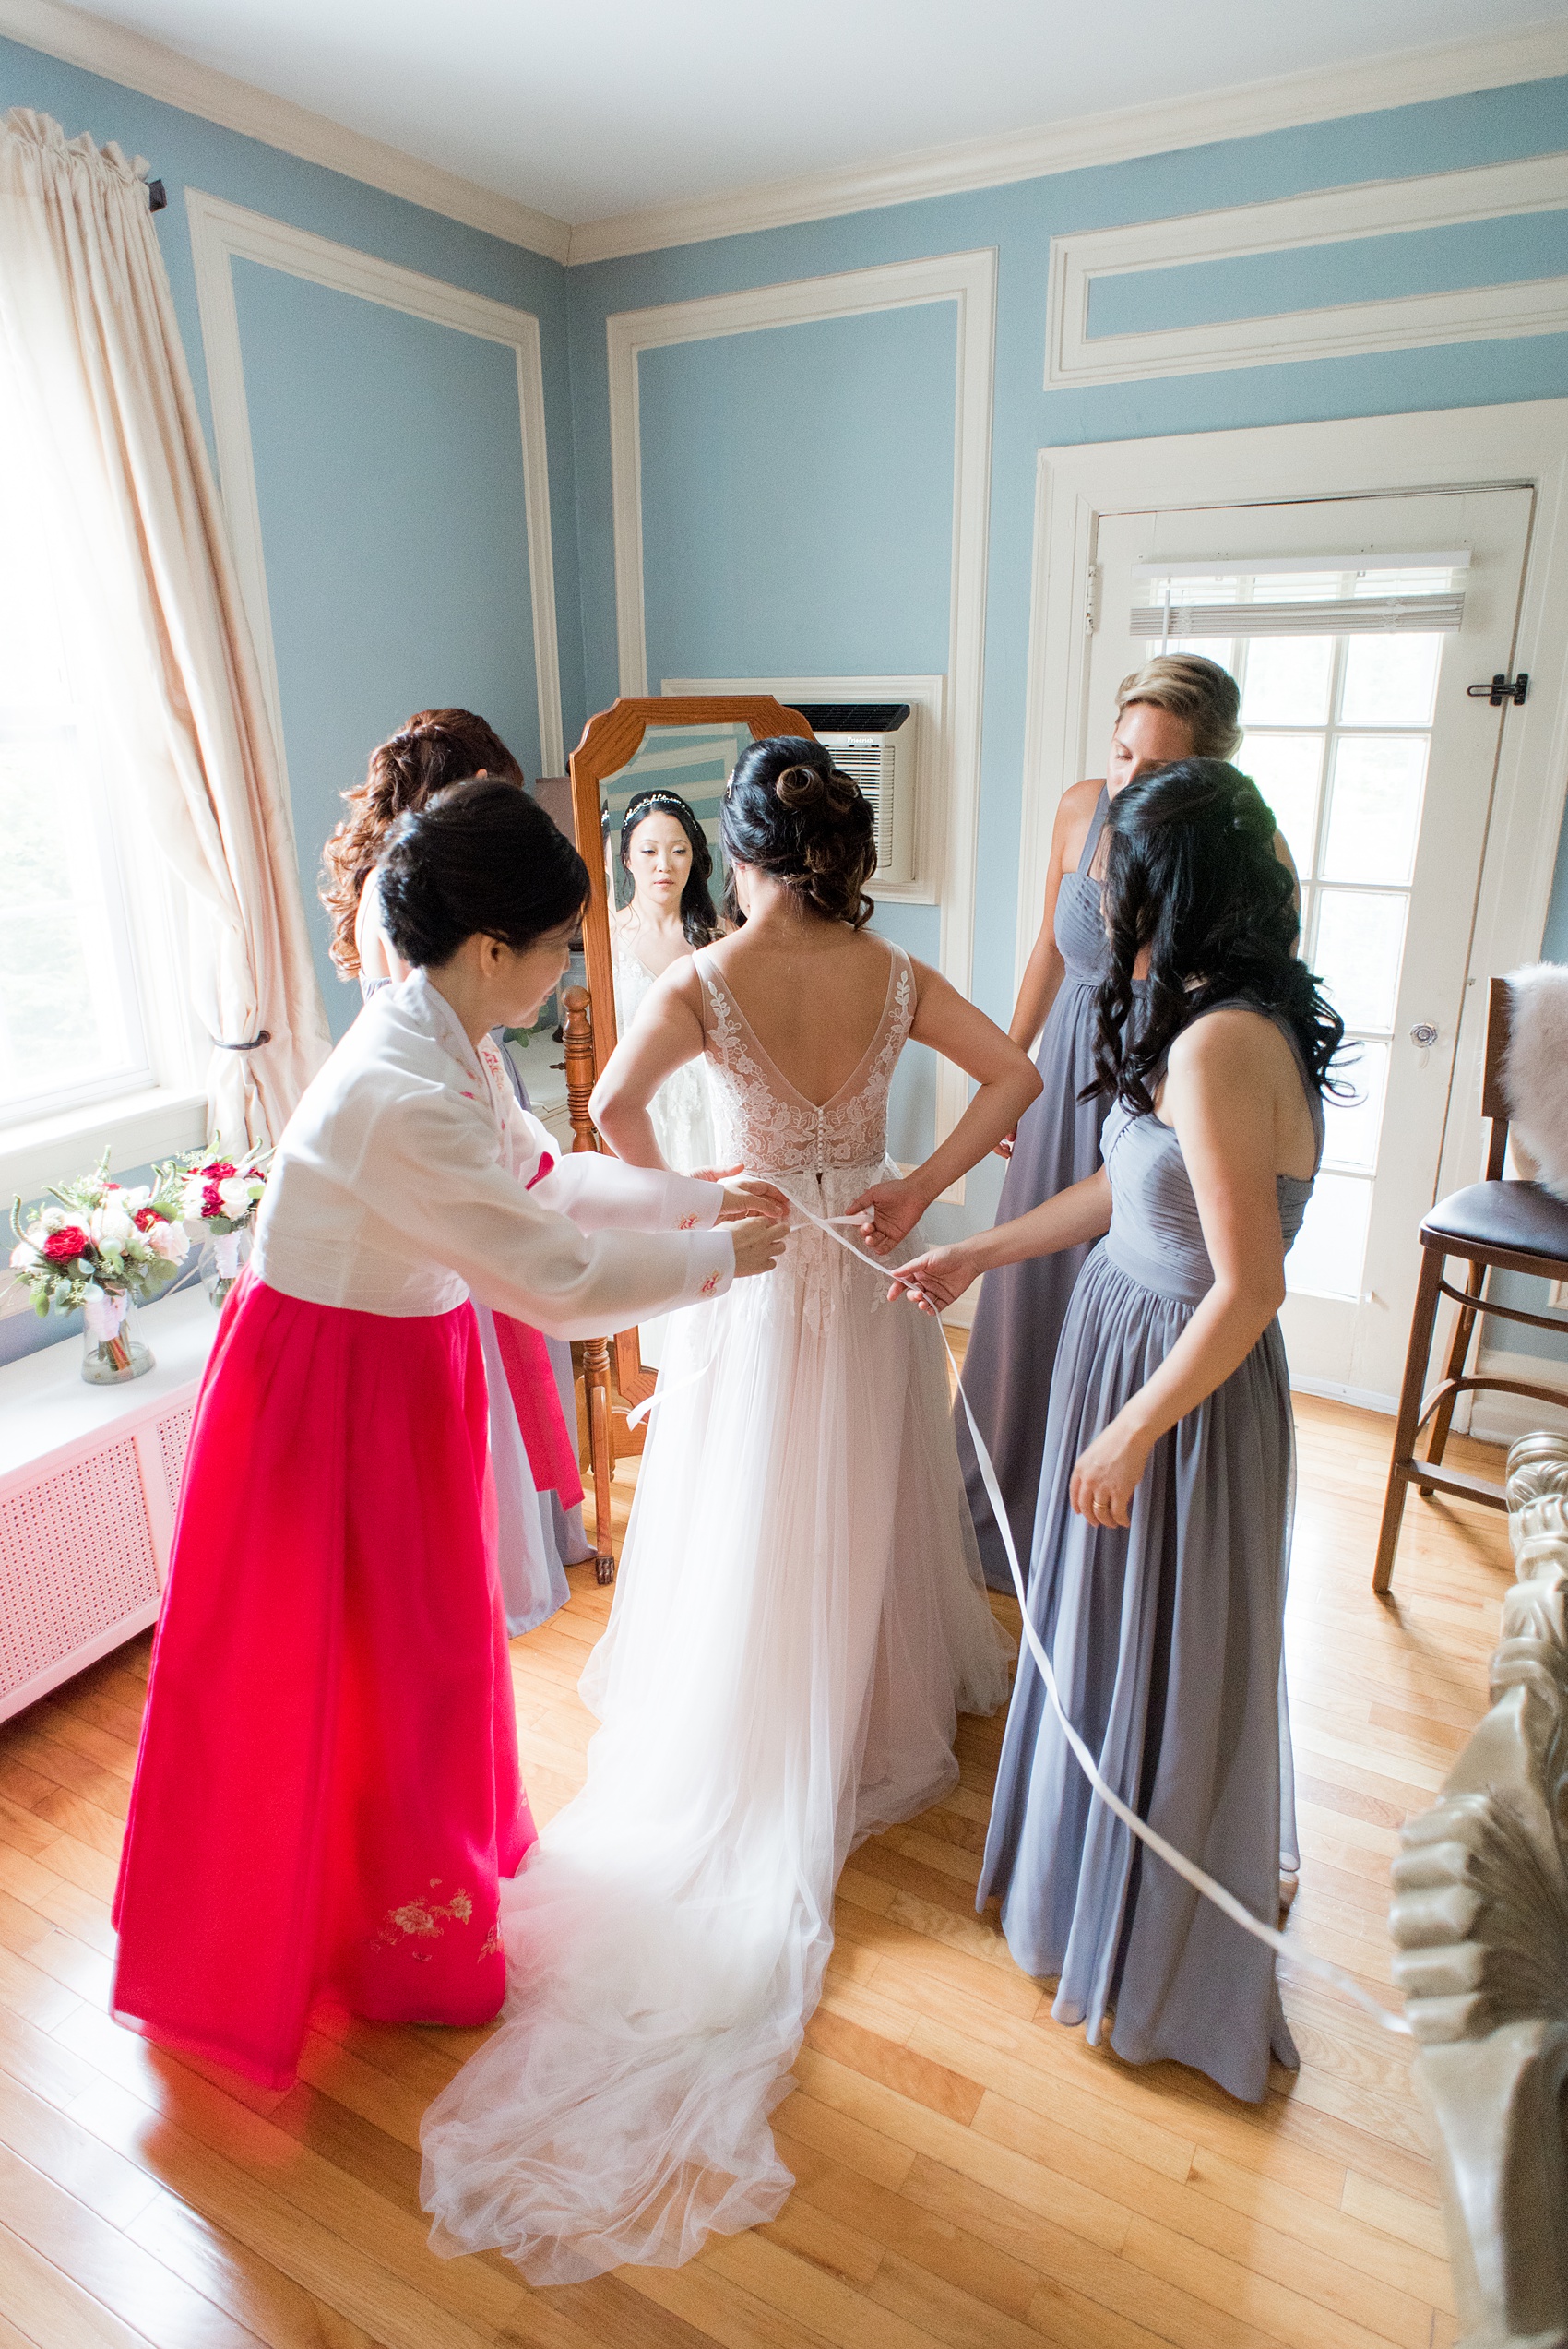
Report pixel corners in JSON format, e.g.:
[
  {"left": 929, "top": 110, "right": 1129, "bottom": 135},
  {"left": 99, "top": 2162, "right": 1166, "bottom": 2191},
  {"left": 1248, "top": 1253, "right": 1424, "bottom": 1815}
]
[
  {"left": 979, "top": 1006, "right": 1321, "bottom": 2104},
  {"left": 957, "top": 785, "right": 1133, "bottom": 1589}
]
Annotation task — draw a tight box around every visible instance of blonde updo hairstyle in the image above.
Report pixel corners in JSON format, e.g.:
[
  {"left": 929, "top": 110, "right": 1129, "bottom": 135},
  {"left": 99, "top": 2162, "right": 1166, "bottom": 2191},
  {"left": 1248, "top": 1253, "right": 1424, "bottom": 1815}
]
[{"left": 1114, "top": 653, "right": 1242, "bottom": 762}]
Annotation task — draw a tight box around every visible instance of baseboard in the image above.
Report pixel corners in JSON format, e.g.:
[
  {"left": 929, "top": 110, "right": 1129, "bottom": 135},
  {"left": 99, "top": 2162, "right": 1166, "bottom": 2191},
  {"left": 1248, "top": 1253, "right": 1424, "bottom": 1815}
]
[
  {"left": 1467, "top": 1349, "right": 1568, "bottom": 1448},
  {"left": 940, "top": 1294, "right": 977, "bottom": 1332},
  {"left": 1288, "top": 1376, "right": 1398, "bottom": 1415}
]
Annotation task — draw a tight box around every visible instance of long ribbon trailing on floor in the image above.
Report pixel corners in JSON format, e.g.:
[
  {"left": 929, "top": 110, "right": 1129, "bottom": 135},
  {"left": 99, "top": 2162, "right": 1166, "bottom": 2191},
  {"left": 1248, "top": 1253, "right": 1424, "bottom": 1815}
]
[{"left": 642, "top": 1195, "right": 1411, "bottom": 2041}]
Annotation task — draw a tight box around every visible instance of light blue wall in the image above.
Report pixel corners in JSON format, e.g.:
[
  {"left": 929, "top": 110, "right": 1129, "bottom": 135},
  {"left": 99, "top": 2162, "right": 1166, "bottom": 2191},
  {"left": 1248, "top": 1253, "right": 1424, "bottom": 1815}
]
[
  {"left": 0, "top": 32, "right": 586, "bottom": 1038},
  {"left": 232, "top": 261, "right": 545, "bottom": 1015},
  {"left": 638, "top": 304, "right": 957, "bottom": 683},
  {"left": 566, "top": 72, "right": 1568, "bottom": 1251}
]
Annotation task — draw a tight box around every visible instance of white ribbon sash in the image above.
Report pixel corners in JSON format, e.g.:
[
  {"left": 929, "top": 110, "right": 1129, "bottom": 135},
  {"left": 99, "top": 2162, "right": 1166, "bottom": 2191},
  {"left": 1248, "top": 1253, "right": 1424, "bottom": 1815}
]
[{"left": 633, "top": 1194, "right": 1410, "bottom": 2040}]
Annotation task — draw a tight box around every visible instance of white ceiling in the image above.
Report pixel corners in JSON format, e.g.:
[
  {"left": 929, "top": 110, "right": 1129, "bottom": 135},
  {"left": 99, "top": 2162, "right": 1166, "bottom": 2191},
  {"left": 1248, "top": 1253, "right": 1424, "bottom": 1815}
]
[{"left": 46, "top": 0, "right": 1568, "bottom": 228}]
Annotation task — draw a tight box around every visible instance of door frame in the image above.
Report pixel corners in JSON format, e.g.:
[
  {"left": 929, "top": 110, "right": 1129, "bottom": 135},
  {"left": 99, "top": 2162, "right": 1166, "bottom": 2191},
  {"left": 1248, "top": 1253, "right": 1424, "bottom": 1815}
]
[{"left": 1016, "top": 400, "right": 1568, "bottom": 1395}]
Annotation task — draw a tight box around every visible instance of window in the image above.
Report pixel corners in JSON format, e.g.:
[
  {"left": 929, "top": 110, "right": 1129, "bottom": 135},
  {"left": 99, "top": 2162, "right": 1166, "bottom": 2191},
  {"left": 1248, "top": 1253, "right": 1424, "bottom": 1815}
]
[
  {"left": 0, "top": 442, "right": 154, "bottom": 1131},
  {"left": 1138, "top": 559, "right": 1462, "bottom": 1303}
]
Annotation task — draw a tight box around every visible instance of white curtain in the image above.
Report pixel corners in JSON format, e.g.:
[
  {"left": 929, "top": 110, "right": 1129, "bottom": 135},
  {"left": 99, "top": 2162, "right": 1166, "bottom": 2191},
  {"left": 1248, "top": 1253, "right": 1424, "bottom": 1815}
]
[{"left": 0, "top": 108, "right": 329, "bottom": 1147}]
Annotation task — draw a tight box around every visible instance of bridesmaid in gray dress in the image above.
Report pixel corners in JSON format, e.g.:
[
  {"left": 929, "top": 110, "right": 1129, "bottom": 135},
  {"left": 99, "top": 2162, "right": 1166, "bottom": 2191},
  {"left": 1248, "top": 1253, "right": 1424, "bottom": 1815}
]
[
  {"left": 958, "top": 658, "right": 1242, "bottom": 1589},
  {"left": 898, "top": 758, "right": 1341, "bottom": 2103}
]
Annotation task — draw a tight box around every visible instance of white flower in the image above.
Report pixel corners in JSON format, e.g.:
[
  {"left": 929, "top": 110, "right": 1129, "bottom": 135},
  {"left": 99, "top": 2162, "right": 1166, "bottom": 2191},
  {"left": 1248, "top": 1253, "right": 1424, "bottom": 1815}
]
[
  {"left": 146, "top": 1221, "right": 189, "bottom": 1265},
  {"left": 95, "top": 1202, "right": 134, "bottom": 1248},
  {"left": 9, "top": 1239, "right": 36, "bottom": 1268},
  {"left": 217, "top": 1177, "right": 254, "bottom": 1219}
]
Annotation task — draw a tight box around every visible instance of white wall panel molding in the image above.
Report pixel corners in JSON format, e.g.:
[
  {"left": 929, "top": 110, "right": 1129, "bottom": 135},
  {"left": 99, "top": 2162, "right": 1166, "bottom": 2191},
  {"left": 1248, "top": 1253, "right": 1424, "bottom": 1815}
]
[
  {"left": 0, "top": 0, "right": 571, "bottom": 258},
  {"left": 566, "top": 23, "right": 1568, "bottom": 266},
  {"left": 608, "top": 251, "right": 995, "bottom": 1152},
  {"left": 1016, "top": 399, "right": 1568, "bottom": 1222},
  {"left": 1046, "top": 152, "right": 1568, "bottom": 387},
  {"left": 185, "top": 189, "right": 564, "bottom": 780}
]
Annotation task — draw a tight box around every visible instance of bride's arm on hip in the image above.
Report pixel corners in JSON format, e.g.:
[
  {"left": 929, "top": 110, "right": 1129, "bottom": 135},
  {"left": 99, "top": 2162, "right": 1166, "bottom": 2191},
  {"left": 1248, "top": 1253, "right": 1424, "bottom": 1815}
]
[
  {"left": 590, "top": 968, "right": 790, "bottom": 1223},
  {"left": 848, "top": 964, "right": 1042, "bottom": 1253},
  {"left": 589, "top": 963, "right": 707, "bottom": 1169}
]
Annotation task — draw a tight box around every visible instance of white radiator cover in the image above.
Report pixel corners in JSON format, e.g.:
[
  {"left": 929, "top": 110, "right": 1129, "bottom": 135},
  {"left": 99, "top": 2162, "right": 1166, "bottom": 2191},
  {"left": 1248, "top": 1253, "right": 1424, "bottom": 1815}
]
[{"left": 0, "top": 1289, "right": 217, "bottom": 1723}]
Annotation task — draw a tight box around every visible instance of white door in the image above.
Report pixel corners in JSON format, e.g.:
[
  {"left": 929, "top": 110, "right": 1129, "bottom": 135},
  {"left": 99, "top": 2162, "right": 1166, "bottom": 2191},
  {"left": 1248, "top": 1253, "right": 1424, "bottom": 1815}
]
[{"left": 1087, "top": 488, "right": 1534, "bottom": 1402}]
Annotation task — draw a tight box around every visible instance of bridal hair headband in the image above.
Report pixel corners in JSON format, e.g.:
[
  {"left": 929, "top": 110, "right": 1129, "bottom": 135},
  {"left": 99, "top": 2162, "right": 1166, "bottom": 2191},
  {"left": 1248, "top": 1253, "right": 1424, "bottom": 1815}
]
[{"left": 622, "top": 792, "right": 693, "bottom": 822}]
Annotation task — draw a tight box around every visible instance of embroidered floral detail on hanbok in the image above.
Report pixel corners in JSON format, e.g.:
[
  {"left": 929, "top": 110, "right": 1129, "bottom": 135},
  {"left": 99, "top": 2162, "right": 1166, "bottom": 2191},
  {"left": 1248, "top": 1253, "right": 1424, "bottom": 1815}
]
[
  {"left": 678, "top": 1215, "right": 698, "bottom": 1231},
  {"left": 376, "top": 1880, "right": 476, "bottom": 1955}
]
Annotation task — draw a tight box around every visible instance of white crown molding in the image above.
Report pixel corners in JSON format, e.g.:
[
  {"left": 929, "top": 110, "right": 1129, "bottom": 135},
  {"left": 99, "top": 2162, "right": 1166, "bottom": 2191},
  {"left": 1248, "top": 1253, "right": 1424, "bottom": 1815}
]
[
  {"left": 564, "top": 20, "right": 1568, "bottom": 266},
  {"left": 0, "top": 0, "right": 571, "bottom": 259},
  {"left": 608, "top": 253, "right": 995, "bottom": 1163},
  {"left": 185, "top": 189, "right": 564, "bottom": 780},
  {"left": 1048, "top": 151, "right": 1568, "bottom": 386}
]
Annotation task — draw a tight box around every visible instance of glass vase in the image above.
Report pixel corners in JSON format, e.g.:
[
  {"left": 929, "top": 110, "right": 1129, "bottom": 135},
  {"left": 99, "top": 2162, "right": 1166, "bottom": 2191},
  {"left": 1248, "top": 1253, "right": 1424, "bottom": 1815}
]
[
  {"left": 80, "top": 1289, "right": 154, "bottom": 1385},
  {"left": 199, "top": 1222, "right": 252, "bottom": 1307}
]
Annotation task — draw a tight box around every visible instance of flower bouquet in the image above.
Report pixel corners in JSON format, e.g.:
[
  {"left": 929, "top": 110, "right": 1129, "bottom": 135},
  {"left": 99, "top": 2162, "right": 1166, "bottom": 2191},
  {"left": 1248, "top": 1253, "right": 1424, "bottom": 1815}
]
[
  {"left": 163, "top": 1148, "right": 270, "bottom": 1306},
  {"left": 8, "top": 1155, "right": 190, "bottom": 1382}
]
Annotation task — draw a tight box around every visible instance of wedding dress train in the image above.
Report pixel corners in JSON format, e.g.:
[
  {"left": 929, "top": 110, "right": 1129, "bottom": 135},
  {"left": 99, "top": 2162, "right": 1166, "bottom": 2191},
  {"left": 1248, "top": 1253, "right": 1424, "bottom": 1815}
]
[{"left": 420, "top": 941, "right": 1011, "bottom": 2281}]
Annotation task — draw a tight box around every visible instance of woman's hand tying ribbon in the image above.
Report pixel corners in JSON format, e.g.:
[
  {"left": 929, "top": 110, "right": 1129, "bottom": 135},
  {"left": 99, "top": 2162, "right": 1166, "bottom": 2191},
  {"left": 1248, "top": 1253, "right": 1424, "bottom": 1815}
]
[
  {"left": 715, "top": 1176, "right": 791, "bottom": 1224},
  {"left": 846, "top": 1174, "right": 930, "bottom": 1255}
]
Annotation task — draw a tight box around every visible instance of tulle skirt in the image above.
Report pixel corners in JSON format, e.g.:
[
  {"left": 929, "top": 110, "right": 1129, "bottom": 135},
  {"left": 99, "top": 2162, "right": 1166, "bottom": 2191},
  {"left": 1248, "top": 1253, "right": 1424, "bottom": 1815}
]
[
  {"left": 419, "top": 1160, "right": 1011, "bottom": 2281},
  {"left": 112, "top": 1275, "right": 536, "bottom": 2090}
]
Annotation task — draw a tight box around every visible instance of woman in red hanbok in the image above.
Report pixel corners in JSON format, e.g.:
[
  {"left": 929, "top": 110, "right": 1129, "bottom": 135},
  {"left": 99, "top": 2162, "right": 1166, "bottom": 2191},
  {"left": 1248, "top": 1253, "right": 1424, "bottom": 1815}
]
[{"left": 112, "top": 780, "right": 786, "bottom": 2091}]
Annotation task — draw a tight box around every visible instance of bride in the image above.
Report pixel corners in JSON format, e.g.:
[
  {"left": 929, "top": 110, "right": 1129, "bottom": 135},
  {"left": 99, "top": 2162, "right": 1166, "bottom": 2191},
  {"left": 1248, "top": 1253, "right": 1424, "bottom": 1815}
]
[{"left": 420, "top": 737, "right": 1041, "bottom": 2282}]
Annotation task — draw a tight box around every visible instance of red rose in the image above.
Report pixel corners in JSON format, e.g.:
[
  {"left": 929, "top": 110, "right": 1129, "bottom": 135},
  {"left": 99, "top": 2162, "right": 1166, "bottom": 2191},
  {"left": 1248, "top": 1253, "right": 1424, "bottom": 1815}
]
[
  {"left": 132, "top": 1205, "right": 165, "bottom": 1232},
  {"left": 201, "top": 1161, "right": 237, "bottom": 1181},
  {"left": 201, "top": 1184, "right": 225, "bottom": 1220},
  {"left": 42, "top": 1226, "right": 92, "bottom": 1262}
]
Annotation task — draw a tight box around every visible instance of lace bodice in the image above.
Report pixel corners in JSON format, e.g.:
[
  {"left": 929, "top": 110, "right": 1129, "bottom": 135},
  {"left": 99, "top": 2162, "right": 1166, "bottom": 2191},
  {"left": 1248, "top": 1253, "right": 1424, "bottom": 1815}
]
[{"left": 695, "top": 943, "right": 914, "bottom": 1178}]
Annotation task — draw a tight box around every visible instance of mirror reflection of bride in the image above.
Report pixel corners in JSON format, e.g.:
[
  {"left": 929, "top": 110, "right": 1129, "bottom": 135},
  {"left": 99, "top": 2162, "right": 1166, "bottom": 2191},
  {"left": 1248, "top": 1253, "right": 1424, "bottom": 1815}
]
[
  {"left": 608, "top": 788, "right": 719, "bottom": 1174},
  {"left": 420, "top": 739, "right": 1043, "bottom": 2283}
]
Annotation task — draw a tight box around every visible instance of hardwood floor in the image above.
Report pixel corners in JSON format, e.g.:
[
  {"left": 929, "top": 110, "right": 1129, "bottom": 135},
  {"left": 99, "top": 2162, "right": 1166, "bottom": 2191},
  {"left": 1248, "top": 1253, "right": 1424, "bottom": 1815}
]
[{"left": 0, "top": 1393, "right": 1512, "bottom": 2349}]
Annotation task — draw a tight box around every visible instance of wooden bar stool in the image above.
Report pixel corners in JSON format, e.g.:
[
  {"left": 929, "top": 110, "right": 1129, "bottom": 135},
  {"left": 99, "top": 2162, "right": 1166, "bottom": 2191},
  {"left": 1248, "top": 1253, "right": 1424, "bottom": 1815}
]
[{"left": 1372, "top": 977, "right": 1568, "bottom": 1593}]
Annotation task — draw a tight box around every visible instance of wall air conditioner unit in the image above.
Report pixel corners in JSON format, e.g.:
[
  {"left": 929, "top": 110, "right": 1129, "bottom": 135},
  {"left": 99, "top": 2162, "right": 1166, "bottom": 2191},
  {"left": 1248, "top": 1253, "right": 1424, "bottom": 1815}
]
[{"left": 793, "top": 703, "right": 915, "bottom": 888}]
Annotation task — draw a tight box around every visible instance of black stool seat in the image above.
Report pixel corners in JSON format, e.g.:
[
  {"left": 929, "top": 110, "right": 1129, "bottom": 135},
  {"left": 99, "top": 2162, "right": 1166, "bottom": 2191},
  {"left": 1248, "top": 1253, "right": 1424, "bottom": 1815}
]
[{"left": 1423, "top": 1179, "right": 1568, "bottom": 1260}]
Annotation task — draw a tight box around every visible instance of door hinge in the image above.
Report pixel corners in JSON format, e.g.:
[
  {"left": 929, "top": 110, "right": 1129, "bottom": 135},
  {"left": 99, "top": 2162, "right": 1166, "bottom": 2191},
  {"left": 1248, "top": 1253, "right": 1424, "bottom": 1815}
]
[
  {"left": 1084, "top": 565, "right": 1101, "bottom": 636},
  {"left": 1467, "top": 673, "right": 1528, "bottom": 707}
]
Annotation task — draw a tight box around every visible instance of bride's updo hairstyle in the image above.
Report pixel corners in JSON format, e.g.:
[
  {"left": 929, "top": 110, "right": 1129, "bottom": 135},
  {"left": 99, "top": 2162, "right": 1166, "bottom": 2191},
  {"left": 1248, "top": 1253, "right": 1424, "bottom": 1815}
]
[
  {"left": 719, "top": 735, "right": 876, "bottom": 929},
  {"left": 1089, "top": 757, "right": 1344, "bottom": 1115},
  {"left": 379, "top": 777, "right": 588, "bottom": 970}
]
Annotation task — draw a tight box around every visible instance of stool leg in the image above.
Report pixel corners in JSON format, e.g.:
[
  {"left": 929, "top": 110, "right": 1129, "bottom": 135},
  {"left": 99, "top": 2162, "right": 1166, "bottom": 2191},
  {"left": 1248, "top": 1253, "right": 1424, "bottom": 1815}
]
[
  {"left": 1419, "top": 1258, "right": 1484, "bottom": 1491},
  {"left": 1373, "top": 1244, "right": 1444, "bottom": 1595}
]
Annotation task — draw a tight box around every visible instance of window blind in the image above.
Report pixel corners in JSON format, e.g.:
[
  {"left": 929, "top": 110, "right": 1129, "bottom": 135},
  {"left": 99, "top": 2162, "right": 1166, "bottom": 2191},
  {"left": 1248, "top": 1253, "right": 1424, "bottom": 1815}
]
[{"left": 1130, "top": 553, "right": 1468, "bottom": 640}]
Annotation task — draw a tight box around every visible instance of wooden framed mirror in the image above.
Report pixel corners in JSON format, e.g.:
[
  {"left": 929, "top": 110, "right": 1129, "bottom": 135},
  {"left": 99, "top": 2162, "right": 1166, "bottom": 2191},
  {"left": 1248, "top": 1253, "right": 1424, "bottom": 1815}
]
[{"left": 564, "top": 695, "right": 815, "bottom": 1433}]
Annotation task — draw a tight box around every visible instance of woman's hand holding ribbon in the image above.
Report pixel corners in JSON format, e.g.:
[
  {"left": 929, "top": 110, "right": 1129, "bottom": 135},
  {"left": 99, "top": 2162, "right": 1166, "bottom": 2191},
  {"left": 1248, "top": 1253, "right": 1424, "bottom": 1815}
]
[
  {"left": 716, "top": 1177, "right": 791, "bottom": 1224},
  {"left": 846, "top": 1174, "right": 931, "bottom": 1256},
  {"left": 885, "top": 1242, "right": 979, "bottom": 1315}
]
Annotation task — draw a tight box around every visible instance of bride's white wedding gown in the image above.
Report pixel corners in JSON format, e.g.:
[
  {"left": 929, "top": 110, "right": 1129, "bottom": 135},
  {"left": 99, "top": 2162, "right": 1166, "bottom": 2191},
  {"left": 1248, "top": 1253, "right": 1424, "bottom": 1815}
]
[{"left": 419, "top": 939, "right": 1011, "bottom": 2282}]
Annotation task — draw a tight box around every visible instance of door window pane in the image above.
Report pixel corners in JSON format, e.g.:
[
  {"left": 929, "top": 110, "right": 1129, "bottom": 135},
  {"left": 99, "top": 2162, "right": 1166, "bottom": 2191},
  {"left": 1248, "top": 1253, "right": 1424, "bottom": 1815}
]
[
  {"left": 1322, "top": 735, "right": 1429, "bottom": 887},
  {"left": 1240, "top": 732, "right": 1323, "bottom": 873},
  {"left": 1287, "top": 1172, "right": 1372, "bottom": 1300},
  {"left": 1313, "top": 888, "right": 1408, "bottom": 1031},
  {"left": 1340, "top": 631, "right": 1443, "bottom": 726},
  {"left": 1321, "top": 1039, "right": 1389, "bottom": 1174},
  {"left": 1241, "top": 637, "right": 1334, "bottom": 727}
]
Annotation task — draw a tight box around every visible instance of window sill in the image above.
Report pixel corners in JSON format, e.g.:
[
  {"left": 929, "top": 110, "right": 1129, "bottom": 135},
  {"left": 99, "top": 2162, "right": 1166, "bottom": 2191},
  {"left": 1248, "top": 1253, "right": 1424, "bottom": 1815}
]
[{"left": 0, "top": 1085, "right": 208, "bottom": 1213}]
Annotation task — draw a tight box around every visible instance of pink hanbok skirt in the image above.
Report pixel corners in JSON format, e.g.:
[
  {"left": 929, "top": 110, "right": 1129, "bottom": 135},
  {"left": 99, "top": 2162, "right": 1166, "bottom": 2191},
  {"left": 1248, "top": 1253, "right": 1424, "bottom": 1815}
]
[{"left": 112, "top": 1273, "right": 536, "bottom": 2089}]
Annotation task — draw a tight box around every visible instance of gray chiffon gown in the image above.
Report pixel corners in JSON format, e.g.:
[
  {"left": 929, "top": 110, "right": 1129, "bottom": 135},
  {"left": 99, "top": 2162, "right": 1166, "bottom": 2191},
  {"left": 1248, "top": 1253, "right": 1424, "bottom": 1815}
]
[
  {"left": 979, "top": 1004, "right": 1316, "bottom": 2105},
  {"left": 958, "top": 786, "right": 1125, "bottom": 1591}
]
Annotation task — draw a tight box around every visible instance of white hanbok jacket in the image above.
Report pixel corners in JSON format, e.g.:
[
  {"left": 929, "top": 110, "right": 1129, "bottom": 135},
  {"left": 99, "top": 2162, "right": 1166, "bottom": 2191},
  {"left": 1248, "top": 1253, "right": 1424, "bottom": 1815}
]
[{"left": 254, "top": 972, "right": 731, "bottom": 1334}]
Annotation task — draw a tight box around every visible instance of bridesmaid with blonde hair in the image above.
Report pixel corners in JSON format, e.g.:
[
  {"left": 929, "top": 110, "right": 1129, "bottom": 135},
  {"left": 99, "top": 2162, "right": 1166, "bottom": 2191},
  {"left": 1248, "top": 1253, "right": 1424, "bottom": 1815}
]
[{"left": 958, "top": 656, "right": 1253, "bottom": 1587}]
